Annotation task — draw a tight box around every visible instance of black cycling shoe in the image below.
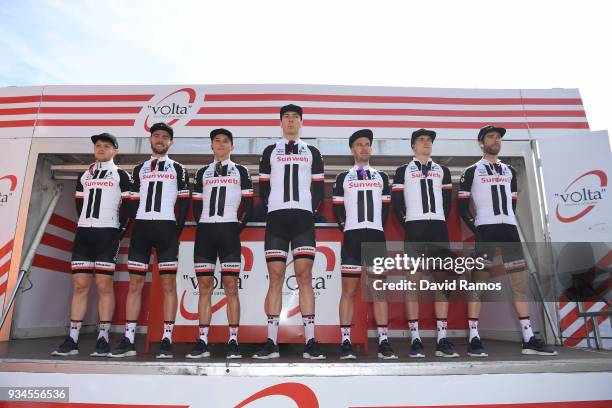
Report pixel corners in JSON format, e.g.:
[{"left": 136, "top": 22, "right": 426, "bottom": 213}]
[
  {"left": 51, "top": 336, "right": 79, "bottom": 356},
  {"left": 252, "top": 338, "right": 280, "bottom": 359}
]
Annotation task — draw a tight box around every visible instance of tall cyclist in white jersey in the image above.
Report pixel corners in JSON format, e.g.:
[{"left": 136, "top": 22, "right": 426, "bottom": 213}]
[
  {"left": 254, "top": 104, "right": 326, "bottom": 360},
  {"left": 392, "top": 129, "right": 458, "bottom": 358},
  {"left": 333, "top": 129, "right": 397, "bottom": 360},
  {"left": 458, "top": 125, "right": 557, "bottom": 357},
  {"left": 109, "top": 122, "right": 190, "bottom": 359},
  {"left": 187, "top": 128, "right": 253, "bottom": 360},
  {"left": 52, "top": 133, "right": 132, "bottom": 357}
]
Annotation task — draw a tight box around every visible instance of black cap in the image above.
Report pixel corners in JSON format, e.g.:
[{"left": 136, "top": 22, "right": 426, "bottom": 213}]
[
  {"left": 91, "top": 132, "right": 118, "bottom": 149},
  {"left": 411, "top": 129, "right": 436, "bottom": 146},
  {"left": 210, "top": 128, "right": 233, "bottom": 143},
  {"left": 280, "top": 104, "right": 303, "bottom": 119},
  {"left": 477, "top": 125, "right": 506, "bottom": 141},
  {"left": 150, "top": 122, "right": 174, "bottom": 139},
  {"left": 349, "top": 129, "right": 374, "bottom": 147}
]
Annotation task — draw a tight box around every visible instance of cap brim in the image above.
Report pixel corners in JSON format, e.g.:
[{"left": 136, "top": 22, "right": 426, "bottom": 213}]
[{"left": 91, "top": 135, "right": 117, "bottom": 147}]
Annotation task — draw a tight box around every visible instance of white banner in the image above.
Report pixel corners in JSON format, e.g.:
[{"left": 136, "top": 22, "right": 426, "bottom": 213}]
[
  {"left": 538, "top": 131, "right": 612, "bottom": 349},
  {"left": 1, "top": 84, "right": 588, "bottom": 140},
  {"left": 538, "top": 130, "right": 612, "bottom": 242},
  {"left": 175, "top": 241, "right": 341, "bottom": 325},
  {"left": 1, "top": 371, "right": 610, "bottom": 407},
  {"left": 0, "top": 138, "right": 31, "bottom": 308}
]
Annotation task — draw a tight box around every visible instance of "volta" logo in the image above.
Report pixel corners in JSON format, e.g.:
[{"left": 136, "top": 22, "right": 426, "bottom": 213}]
[
  {"left": 554, "top": 170, "right": 607, "bottom": 223},
  {"left": 143, "top": 88, "right": 197, "bottom": 133},
  {"left": 180, "top": 247, "right": 254, "bottom": 320}
]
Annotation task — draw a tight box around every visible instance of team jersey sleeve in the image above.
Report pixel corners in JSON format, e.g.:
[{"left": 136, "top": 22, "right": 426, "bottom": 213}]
[
  {"left": 237, "top": 164, "right": 254, "bottom": 231},
  {"left": 258, "top": 144, "right": 273, "bottom": 206},
  {"left": 192, "top": 166, "right": 206, "bottom": 224},
  {"left": 75, "top": 173, "right": 84, "bottom": 217},
  {"left": 309, "top": 145, "right": 325, "bottom": 212},
  {"left": 332, "top": 172, "right": 347, "bottom": 231},
  {"left": 441, "top": 165, "right": 453, "bottom": 220},
  {"left": 174, "top": 162, "right": 190, "bottom": 235},
  {"left": 509, "top": 165, "right": 518, "bottom": 212},
  {"left": 381, "top": 171, "right": 391, "bottom": 226},
  {"left": 391, "top": 165, "right": 407, "bottom": 224},
  {"left": 128, "top": 163, "right": 143, "bottom": 219},
  {"left": 117, "top": 169, "right": 133, "bottom": 230},
  {"left": 458, "top": 165, "right": 477, "bottom": 233}
]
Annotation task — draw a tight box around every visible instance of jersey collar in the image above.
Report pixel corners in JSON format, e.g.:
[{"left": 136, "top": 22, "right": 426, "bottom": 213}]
[
  {"left": 352, "top": 163, "right": 371, "bottom": 171},
  {"left": 94, "top": 159, "right": 115, "bottom": 170},
  {"left": 480, "top": 157, "right": 501, "bottom": 164},
  {"left": 412, "top": 156, "right": 433, "bottom": 165},
  {"left": 150, "top": 155, "right": 169, "bottom": 161},
  {"left": 213, "top": 158, "right": 232, "bottom": 166}
]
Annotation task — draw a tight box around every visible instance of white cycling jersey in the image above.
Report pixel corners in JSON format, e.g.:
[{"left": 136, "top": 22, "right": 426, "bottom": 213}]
[
  {"left": 458, "top": 158, "right": 518, "bottom": 226},
  {"left": 193, "top": 159, "right": 253, "bottom": 223},
  {"left": 132, "top": 155, "right": 190, "bottom": 221},
  {"left": 259, "top": 139, "right": 324, "bottom": 213},
  {"left": 333, "top": 165, "right": 390, "bottom": 231}
]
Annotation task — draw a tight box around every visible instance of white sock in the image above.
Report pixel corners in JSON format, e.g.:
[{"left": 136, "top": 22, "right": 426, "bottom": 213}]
[
  {"left": 408, "top": 319, "right": 420, "bottom": 342},
  {"left": 377, "top": 325, "right": 388, "bottom": 344},
  {"left": 162, "top": 321, "right": 174, "bottom": 343},
  {"left": 98, "top": 321, "right": 111, "bottom": 342},
  {"left": 436, "top": 319, "right": 448, "bottom": 342},
  {"left": 341, "top": 325, "right": 351, "bottom": 343},
  {"left": 69, "top": 320, "right": 82, "bottom": 343},
  {"left": 229, "top": 325, "right": 239, "bottom": 343},
  {"left": 199, "top": 325, "right": 209, "bottom": 344},
  {"left": 468, "top": 319, "right": 480, "bottom": 342},
  {"left": 267, "top": 315, "right": 279, "bottom": 344},
  {"left": 125, "top": 320, "right": 137, "bottom": 344},
  {"left": 303, "top": 315, "right": 315, "bottom": 343},
  {"left": 519, "top": 316, "right": 534, "bottom": 342}
]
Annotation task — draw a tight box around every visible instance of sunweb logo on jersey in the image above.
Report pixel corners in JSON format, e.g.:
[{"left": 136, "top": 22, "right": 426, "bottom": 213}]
[
  {"left": 554, "top": 170, "right": 607, "bottom": 223},
  {"left": 0, "top": 174, "right": 18, "bottom": 207},
  {"left": 143, "top": 88, "right": 197, "bottom": 132}
]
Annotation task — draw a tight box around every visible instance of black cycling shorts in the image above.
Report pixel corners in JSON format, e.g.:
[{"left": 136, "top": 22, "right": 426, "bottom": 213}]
[
  {"left": 475, "top": 223, "right": 527, "bottom": 273},
  {"left": 404, "top": 220, "right": 451, "bottom": 269},
  {"left": 71, "top": 227, "right": 120, "bottom": 275},
  {"left": 264, "top": 209, "right": 316, "bottom": 263},
  {"left": 194, "top": 222, "right": 242, "bottom": 277},
  {"left": 127, "top": 220, "right": 178, "bottom": 276},
  {"left": 341, "top": 228, "right": 387, "bottom": 278}
]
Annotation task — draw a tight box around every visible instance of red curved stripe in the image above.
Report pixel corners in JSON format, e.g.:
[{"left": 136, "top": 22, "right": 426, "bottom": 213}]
[{"left": 234, "top": 382, "right": 319, "bottom": 408}]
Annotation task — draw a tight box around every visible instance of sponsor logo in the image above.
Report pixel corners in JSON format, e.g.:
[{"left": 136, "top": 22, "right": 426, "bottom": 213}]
[
  {"left": 179, "top": 247, "right": 254, "bottom": 320},
  {"left": 276, "top": 156, "right": 309, "bottom": 163},
  {"left": 0, "top": 174, "right": 18, "bottom": 206},
  {"left": 84, "top": 180, "right": 115, "bottom": 188},
  {"left": 554, "top": 170, "right": 607, "bottom": 223},
  {"left": 481, "top": 177, "right": 511, "bottom": 183},
  {"left": 411, "top": 171, "right": 441, "bottom": 178},
  {"left": 348, "top": 181, "right": 383, "bottom": 188},
  {"left": 283, "top": 246, "right": 336, "bottom": 318},
  {"left": 142, "top": 88, "right": 197, "bottom": 132},
  {"left": 142, "top": 173, "right": 176, "bottom": 180},
  {"left": 204, "top": 177, "right": 239, "bottom": 185}
]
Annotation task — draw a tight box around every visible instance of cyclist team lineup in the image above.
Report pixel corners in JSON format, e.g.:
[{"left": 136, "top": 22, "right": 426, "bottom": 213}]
[{"left": 51, "top": 103, "right": 559, "bottom": 362}]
